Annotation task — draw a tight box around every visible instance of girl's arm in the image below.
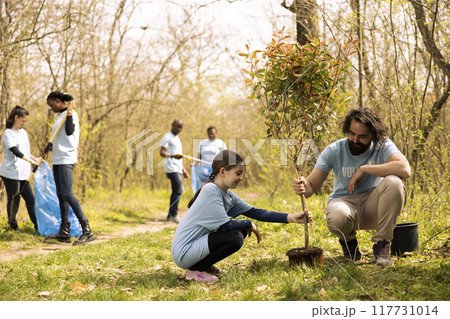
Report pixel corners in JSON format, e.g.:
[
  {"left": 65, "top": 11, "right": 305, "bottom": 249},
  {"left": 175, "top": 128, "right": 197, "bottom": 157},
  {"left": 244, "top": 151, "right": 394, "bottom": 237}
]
[
  {"left": 9, "top": 147, "right": 38, "bottom": 165},
  {"left": 218, "top": 219, "right": 252, "bottom": 232},
  {"left": 242, "top": 207, "right": 312, "bottom": 224},
  {"left": 65, "top": 115, "right": 74, "bottom": 135},
  {"left": 241, "top": 207, "right": 288, "bottom": 223}
]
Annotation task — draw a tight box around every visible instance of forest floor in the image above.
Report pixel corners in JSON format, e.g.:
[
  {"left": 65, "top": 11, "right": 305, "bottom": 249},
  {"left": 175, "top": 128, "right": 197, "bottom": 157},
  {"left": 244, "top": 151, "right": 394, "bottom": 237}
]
[
  {"left": 0, "top": 222, "right": 173, "bottom": 263},
  {"left": 0, "top": 191, "right": 264, "bottom": 263},
  {"left": 0, "top": 212, "right": 184, "bottom": 263}
]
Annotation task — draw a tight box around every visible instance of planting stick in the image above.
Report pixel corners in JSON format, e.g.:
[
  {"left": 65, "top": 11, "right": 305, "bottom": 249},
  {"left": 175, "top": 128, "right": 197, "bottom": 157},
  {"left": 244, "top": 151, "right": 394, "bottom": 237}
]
[
  {"left": 31, "top": 111, "right": 69, "bottom": 178},
  {"left": 293, "top": 166, "right": 309, "bottom": 248}
]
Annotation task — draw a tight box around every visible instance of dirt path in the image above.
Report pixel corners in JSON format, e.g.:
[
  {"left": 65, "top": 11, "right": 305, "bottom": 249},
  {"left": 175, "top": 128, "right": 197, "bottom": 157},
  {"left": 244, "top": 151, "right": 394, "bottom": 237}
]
[
  {"left": 0, "top": 192, "right": 263, "bottom": 263},
  {"left": 0, "top": 220, "right": 176, "bottom": 263}
]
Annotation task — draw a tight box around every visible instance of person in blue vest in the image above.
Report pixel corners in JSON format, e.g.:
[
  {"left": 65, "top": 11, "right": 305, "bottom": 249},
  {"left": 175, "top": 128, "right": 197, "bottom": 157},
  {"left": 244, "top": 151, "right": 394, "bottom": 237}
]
[
  {"left": 191, "top": 126, "right": 227, "bottom": 193},
  {"left": 42, "top": 91, "right": 96, "bottom": 245},
  {"left": 172, "top": 150, "right": 311, "bottom": 282},
  {"left": 292, "top": 108, "right": 410, "bottom": 266},
  {"left": 0, "top": 106, "right": 39, "bottom": 232}
]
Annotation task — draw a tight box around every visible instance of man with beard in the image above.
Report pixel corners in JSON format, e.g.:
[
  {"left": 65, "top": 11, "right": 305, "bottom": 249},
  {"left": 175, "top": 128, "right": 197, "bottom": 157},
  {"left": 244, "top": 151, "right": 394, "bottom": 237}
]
[{"left": 292, "top": 108, "right": 410, "bottom": 266}]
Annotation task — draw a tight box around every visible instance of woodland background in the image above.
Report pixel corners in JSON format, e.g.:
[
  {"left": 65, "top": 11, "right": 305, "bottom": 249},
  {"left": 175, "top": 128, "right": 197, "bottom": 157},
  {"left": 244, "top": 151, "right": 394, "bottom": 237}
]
[{"left": 0, "top": 0, "right": 448, "bottom": 213}]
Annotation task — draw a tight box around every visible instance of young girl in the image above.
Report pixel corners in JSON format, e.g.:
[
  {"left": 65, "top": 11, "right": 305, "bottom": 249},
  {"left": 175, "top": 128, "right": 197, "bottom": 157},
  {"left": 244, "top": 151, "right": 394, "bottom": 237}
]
[
  {"left": 172, "top": 150, "right": 311, "bottom": 282},
  {"left": 43, "top": 91, "right": 96, "bottom": 245},
  {"left": 0, "top": 106, "right": 39, "bottom": 231}
]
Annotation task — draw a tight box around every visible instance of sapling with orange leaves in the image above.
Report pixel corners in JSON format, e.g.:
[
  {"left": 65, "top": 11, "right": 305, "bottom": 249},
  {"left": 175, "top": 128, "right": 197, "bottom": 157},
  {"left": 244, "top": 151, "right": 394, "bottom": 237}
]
[{"left": 240, "top": 27, "right": 357, "bottom": 248}]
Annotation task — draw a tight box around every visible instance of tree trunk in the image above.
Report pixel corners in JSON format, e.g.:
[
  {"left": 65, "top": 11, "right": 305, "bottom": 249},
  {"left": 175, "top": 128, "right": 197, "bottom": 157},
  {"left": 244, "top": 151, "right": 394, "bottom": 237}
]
[
  {"left": 282, "top": 0, "right": 318, "bottom": 45},
  {"left": 408, "top": 0, "right": 449, "bottom": 144},
  {"left": 0, "top": 0, "right": 10, "bottom": 130}
]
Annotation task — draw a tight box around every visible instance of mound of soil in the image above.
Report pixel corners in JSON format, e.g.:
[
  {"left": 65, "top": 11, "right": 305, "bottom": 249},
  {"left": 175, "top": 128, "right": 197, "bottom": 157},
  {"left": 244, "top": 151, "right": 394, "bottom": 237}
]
[{"left": 286, "top": 247, "right": 324, "bottom": 267}]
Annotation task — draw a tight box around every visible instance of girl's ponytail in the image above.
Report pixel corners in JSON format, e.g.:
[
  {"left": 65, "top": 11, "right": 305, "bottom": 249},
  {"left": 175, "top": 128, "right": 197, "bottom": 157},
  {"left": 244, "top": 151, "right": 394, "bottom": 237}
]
[
  {"left": 5, "top": 106, "right": 29, "bottom": 129},
  {"left": 47, "top": 91, "right": 73, "bottom": 103}
]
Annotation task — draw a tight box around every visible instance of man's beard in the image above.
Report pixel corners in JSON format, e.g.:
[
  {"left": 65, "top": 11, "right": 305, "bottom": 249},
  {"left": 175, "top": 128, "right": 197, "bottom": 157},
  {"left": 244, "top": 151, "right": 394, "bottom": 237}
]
[{"left": 348, "top": 140, "right": 371, "bottom": 155}]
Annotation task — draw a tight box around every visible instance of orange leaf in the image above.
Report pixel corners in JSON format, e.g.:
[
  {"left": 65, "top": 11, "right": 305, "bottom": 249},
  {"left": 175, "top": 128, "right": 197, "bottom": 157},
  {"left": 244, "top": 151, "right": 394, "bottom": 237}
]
[{"left": 241, "top": 68, "right": 250, "bottom": 74}]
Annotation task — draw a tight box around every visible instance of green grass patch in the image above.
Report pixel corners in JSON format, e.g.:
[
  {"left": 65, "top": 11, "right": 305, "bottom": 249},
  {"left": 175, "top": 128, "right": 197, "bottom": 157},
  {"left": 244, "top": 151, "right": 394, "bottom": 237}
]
[{"left": 0, "top": 187, "right": 448, "bottom": 300}]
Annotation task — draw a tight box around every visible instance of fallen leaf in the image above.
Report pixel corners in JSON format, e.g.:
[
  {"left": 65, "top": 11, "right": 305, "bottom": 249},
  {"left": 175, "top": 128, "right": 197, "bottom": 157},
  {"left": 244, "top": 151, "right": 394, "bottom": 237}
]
[
  {"left": 257, "top": 285, "right": 270, "bottom": 292},
  {"left": 149, "top": 265, "right": 163, "bottom": 271},
  {"left": 69, "top": 281, "right": 88, "bottom": 294},
  {"left": 326, "top": 276, "right": 338, "bottom": 285},
  {"left": 318, "top": 288, "right": 327, "bottom": 299},
  {"left": 39, "top": 291, "right": 51, "bottom": 299},
  {"left": 120, "top": 288, "right": 134, "bottom": 292}
]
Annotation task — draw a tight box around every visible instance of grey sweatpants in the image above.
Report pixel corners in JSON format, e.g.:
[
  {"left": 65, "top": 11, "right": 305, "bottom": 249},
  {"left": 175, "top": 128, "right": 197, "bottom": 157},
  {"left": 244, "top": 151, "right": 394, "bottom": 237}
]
[{"left": 325, "top": 175, "right": 405, "bottom": 243}]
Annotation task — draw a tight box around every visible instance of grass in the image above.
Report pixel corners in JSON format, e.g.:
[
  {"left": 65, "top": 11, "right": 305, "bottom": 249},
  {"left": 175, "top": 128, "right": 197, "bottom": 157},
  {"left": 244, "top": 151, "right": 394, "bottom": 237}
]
[{"left": 0, "top": 186, "right": 449, "bottom": 301}]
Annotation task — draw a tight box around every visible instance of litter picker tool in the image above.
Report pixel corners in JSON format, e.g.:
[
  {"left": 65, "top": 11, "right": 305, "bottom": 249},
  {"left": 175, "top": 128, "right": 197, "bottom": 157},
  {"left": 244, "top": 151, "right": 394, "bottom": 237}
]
[{"left": 177, "top": 154, "right": 212, "bottom": 166}]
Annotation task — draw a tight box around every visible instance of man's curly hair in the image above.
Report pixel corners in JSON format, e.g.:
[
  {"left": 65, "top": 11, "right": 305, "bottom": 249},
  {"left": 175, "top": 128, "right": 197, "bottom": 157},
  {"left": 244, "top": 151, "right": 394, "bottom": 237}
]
[{"left": 341, "top": 108, "right": 389, "bottom": 148}]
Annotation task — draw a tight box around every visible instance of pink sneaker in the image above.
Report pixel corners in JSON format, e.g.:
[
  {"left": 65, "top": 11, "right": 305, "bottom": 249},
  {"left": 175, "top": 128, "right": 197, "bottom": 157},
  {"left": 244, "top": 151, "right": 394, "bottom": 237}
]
[
  {"left": 185, "top": 270, "right": 218, "bottom": 282},
  {"left": 206, "top": 265, "right": 221, "bottom": 274}
]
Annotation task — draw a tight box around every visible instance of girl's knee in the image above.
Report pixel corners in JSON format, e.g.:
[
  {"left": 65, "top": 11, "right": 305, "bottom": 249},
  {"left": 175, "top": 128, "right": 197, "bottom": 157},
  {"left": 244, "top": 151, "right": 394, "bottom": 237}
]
[{"left": 228, "top": 230, "right": 245, "bottom": 249}]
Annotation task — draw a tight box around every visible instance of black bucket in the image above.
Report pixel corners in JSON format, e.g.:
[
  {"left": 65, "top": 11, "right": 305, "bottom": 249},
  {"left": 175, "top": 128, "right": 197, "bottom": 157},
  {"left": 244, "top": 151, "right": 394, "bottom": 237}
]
[{"left": 391, "top": 222, "right": 419, "bottom": 256}]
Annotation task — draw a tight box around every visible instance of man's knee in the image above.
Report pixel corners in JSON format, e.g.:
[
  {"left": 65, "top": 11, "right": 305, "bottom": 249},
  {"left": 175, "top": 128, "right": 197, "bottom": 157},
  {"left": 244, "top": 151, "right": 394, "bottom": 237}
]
[
  {"left": 382, "top": 175, "right": 405, "bottom": 195},
  {"left": 326, "top": 202, "right": 355, "bottom": 237}
]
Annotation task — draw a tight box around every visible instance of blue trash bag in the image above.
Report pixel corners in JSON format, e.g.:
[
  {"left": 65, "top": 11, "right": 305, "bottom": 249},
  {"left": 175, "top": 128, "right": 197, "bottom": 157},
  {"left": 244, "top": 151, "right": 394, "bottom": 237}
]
[
  {"left": 34, "top": 162, "right": 82, "bottom": 237},
  {"left": 191, "top": 165, "right": 212, "bottom": 193}
]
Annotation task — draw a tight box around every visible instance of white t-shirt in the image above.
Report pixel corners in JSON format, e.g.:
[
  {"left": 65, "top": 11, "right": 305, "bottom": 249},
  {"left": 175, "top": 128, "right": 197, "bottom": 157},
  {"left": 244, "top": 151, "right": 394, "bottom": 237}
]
[
  {"left": 171, "top": 182, "right": 252, "bottom": 269},
  {"left": 161, "top": 131, "right": 183, "bottom": 174},
  {"left": 315, "top": 137, "right": 400, "bottom": 201},
  {"left": 198, "top": 138, "right": 226, "bottom": 166},
  {"left": 52, "top": 110, "right": 79, "bottom": 165},
  {"left": 0, "top": 128, "right": 31, "bottom": 180}
]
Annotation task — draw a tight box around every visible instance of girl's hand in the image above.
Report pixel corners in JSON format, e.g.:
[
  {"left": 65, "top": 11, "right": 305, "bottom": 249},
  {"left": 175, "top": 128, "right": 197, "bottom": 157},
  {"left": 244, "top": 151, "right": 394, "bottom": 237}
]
[
  {"left": 66, "top": 101, "right": 75, "bottom": 112},
  {"left": 248, "top": 222, "right": 262, "bottom": 243},
  {"left": 287, "top": 210, "right": 313, "bottom": 224}
]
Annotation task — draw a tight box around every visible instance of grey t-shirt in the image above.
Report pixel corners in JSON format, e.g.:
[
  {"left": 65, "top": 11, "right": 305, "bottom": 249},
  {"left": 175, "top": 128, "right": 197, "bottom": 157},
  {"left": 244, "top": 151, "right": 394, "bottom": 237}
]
[{"left": 171, "top": 182, "right": 252, "bottom": 269}]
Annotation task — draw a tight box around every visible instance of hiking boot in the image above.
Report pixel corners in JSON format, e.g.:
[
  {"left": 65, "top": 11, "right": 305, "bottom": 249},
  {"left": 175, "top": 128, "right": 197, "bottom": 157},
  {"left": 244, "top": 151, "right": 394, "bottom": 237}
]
[
  {"left": 185, "top": 270, "right": 218, "bottom": 283},
  {"left": 167, "top": 215, "right": 181, "bottom": 223},
  {"left": 373, "top": 240, "right": 394, "bottom": 266},
  {"left": 339, "top": 238, "right": 362, "bottom": 261},
  {"left": 45, "top": 222, "right": 71, "bottom": 243},
  {"left": 73, "top": 220, "right": 97, "bottom": 246}
]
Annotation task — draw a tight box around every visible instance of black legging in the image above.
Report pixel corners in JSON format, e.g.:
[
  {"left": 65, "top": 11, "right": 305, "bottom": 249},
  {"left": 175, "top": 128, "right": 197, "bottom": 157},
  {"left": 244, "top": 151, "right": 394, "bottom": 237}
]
[
  {"left": 189, "top": 229, "right": 246, "bottom": 271},
  {"left": 1, "top": 176, "right": 37, "bottom": 230}
]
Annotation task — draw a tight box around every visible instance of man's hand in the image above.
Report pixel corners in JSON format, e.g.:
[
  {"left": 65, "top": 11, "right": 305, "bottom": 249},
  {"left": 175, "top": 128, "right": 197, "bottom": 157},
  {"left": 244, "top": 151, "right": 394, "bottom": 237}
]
[
  {"left": 41, "top": 142, "right": 52, "bottom": 158},
  {"left": 248, "top": 222, "right": 262, "bottom": 243},
  {"left": 348, "top": 166, "right": 366, "bottom": 194},
  {"left": 292, "top": 176, "right": 307, "bottom": 195},
  {"left": 182, "top": 168, "right": 189, "bottom": 179}
]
